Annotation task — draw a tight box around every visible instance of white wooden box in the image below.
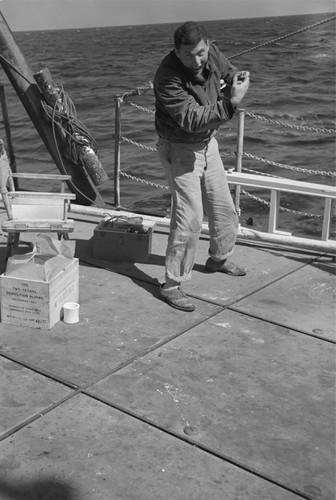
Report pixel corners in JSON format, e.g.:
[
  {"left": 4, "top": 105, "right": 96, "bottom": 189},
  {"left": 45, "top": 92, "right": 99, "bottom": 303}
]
[{"left": 0, "top": 258, "right": 79, "bottom": 329}]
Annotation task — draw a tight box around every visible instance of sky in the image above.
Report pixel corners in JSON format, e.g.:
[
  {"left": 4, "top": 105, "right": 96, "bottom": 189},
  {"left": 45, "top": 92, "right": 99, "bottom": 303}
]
[{"left": 0, "top": 0, "right": 334, "bottom": 32}]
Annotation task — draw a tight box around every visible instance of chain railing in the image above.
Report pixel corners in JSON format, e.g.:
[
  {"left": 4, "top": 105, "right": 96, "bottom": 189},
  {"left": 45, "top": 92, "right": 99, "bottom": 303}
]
[
  {"left": 116, "top": 89, "right": 335, "bottom": 191},
  {"left": 245, "top": 111, "right": 336, "bottom": 135},
  {"left": 113, "top": 83, "right": 336, "bottom": 245}
]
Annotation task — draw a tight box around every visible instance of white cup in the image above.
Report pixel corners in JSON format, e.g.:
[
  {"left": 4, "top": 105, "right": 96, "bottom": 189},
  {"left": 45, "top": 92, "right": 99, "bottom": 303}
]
[{"left": 63, "top": 302, "right": 80, "bottom": 324}]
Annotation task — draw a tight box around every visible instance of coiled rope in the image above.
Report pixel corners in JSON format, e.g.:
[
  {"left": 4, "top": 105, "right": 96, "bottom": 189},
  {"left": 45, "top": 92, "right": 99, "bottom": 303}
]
[
  {"left": 40, "top": 85, "right": 99, "bottom": 158},
  {"left": 39, "top": 83, "right": 105, "bottom": 204},
  {"left": 0, "top": 53, "right": 99, "bottom": 205}
]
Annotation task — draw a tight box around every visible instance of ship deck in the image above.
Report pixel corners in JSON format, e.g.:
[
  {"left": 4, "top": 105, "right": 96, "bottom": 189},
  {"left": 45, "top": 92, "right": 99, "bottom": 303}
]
[{"left": 0, "top": 210, "right": 335, "bottom": 500}]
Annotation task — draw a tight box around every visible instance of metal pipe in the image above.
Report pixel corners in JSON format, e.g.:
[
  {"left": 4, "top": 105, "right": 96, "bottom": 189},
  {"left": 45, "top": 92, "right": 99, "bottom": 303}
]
[
  {"left": 234, "top": 109, "right": 245, "bottom": 216},
  {"left": 114, "top": 81, "right": 153, "bottom": 101},
  {"left": 69, "top": 204, "right": 336, "bottom": 255},
  {"left": 114, "top": 96, "right": 122, "bottom": 207}
]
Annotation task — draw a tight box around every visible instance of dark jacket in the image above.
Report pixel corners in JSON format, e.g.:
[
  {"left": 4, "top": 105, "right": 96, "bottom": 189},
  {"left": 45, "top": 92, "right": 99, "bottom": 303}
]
[{"left": 154, "top": 42, "right": 238, "bottom": 143}]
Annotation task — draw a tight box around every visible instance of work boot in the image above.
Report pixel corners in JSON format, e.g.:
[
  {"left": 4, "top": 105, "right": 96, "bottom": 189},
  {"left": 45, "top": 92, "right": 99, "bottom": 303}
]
[
  {"left": 159, "top": 284, "right": 196, "bottom": 312},
  {"left": 205, "top": 258, "right": 247, "bottom": 276}
]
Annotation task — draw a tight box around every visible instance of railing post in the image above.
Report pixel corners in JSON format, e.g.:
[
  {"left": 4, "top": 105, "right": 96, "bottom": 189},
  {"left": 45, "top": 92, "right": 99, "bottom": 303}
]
[
  {"left": 268, "top": 189, "right": 279, "bottom": 233},
  {"left": 321, "top": 198, "right": 332, "bottom": 241},
  {"left": 114, "top": 96, "right": 122, "bottom": 207},
  {"left": 235, "top": 108, "right": 245, "bottom": 216}
]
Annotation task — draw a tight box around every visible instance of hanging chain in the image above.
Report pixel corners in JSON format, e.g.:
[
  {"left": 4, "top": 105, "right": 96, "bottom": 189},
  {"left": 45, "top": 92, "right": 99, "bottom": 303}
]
[
  {"left": 119, "top": 134, "right": 157, "bottom": 152},
  {"left": 242, "top": 152, "right": 336, "bottom": 177},
  {"left": 246, "top": 111, "right": 336, "bottom": 134},
  {"left": 120, "top": 170, "right": 169, "bottom": 190}
]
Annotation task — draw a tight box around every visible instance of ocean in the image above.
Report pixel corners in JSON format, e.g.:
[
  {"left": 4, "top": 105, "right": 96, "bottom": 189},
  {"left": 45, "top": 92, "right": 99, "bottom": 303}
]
[{"left": 0, "top": 12, "right": 335, "bottom": 238}]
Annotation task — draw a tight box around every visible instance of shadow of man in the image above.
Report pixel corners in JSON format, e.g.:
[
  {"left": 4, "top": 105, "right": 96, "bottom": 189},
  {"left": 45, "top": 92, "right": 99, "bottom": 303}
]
[
  {"left": 75, "top": 236, "right": 165, "bottom": 300},
  {"left": 0, "top": 477, "right": 75, "bottom": 500}
]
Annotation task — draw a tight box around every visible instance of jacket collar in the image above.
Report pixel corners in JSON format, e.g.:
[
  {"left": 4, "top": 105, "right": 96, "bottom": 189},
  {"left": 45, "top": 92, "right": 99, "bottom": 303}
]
[{"left": 170, "top": 49, "right": 212, "bottom": 85}]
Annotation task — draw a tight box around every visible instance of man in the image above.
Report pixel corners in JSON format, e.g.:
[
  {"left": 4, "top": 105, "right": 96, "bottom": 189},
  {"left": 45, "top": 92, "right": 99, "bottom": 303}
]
[{"left": 154, "top": 21, "right": 250, "bottom": 312}]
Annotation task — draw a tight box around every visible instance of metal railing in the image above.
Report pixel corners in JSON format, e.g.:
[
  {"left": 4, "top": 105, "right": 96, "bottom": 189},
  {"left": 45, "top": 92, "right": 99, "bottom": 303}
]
[
  {"left": 112, "top": 84, "right": 336, "bottom": 254},
  {"left": 0, "top": 79, "right": 335, "bottom": 254}
]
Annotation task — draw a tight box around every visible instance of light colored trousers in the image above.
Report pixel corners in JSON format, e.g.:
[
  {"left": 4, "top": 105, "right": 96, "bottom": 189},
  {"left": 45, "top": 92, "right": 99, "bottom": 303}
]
[{"left": 157, "top": 136, "right": 239, "bottom": 283}]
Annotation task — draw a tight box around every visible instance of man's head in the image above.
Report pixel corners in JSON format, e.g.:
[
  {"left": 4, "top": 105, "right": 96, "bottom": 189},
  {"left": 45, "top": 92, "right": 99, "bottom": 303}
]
[{"left": 174, "top": 22, "right": 209, "bottom": 75}]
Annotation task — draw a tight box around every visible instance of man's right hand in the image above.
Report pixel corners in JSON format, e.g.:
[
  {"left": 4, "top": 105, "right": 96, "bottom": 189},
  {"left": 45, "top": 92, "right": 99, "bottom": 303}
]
[{"left": 230, "top": 71, "right": 250, "bottom": 108}]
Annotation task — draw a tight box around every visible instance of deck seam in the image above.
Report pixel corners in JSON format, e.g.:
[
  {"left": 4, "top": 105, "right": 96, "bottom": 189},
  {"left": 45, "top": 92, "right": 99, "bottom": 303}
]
[
  {"left": 228, "top": 306, "right": 336, "bottom": 344},
  {"left": 0, "top": 382, "right": 315, "bottom": 500},
  {"left": 0, "top": 349, "right": 81, "bottom": 389},
  {"left": 187, "top": 255, "right": 330, "bottom": 308},
  {"left": 81, "top": 391, "right": 315, "bottom": 500},
  {"left": 1, "top": 255, "right": 333, "bottom": 442},
  {"left": 0, "top": 303, "right": 227, "bottom": 395},
  {"left": 0, "top": 388, "right": 81, "bottom": 442},
  {"left": 0, "top": 318, "right": 328, "bottom": 500},
  {"left": 0, "top": 244, "right": 333, "bottom": 498}
]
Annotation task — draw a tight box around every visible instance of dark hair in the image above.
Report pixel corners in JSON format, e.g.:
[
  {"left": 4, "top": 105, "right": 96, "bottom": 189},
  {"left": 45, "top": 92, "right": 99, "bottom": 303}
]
[{"left": 174, "top": 22, "right": 208, "bottom": 49}]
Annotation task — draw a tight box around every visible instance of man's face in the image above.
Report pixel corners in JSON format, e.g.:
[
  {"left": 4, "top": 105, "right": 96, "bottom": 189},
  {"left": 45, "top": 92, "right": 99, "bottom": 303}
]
[{"left": 175, "top": 39, "right": 209, "bottom": 75}]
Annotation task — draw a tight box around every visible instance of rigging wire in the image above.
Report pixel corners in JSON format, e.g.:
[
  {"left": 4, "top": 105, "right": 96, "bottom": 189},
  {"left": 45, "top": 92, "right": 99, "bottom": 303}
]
[
  {"left": 228, "top": 14, "right": 336, "bottom": 59},
  {"left": 0, "top": 53, "right": 33, "bottom": 85}
]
